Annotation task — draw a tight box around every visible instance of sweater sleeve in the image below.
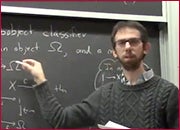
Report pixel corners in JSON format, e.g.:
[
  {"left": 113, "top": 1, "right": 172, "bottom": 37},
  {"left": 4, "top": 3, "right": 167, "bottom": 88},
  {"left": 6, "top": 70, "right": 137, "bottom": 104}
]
[
  {"left": 166, "top": 85, "right": 179, "bottom": 128},
  {"left": 33, "top": 81, "right": 101, "bottom": 128}
]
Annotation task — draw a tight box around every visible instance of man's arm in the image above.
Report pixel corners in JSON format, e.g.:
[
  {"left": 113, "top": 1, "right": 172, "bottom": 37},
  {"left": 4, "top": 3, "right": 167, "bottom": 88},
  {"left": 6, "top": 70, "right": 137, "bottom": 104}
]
[
  {"left": 33, "top": 81, "right": 101, "bottom": 128},
  {"left": 166, "top": 85, "right": 179, "bottom": 128}
]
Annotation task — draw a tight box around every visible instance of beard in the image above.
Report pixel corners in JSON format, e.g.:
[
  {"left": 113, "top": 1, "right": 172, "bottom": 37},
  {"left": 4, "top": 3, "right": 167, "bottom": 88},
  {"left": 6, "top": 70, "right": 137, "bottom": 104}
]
[{"left": 118, "top": 51, "right": 145, "bottom": 71}]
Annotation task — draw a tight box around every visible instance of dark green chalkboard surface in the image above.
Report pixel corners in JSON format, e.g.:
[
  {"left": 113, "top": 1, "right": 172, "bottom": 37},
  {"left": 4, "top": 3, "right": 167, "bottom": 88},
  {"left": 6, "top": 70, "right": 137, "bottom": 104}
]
[
  {"left": 2, "top": 2, "right": 163, "bottom": 16},
  {"left": 2, "top": 14, "right": 161, "bottom": 128}
]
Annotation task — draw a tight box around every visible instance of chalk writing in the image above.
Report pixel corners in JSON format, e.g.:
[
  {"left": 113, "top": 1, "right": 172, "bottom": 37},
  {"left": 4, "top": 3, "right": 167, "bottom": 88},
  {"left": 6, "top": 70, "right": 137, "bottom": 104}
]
[
  {"left": 7, "top": 79, "right": 34, "bottom": 92},
  {"left": 123, "top": 1, "right": 136, "bottom": 5},
  {"left": 2, "top": 97, "right": 16, "bottom": 101},
  {"left": 2, "top": 120, "right": 26, "bottom": 129},
  {"left": 42, "top": 25, "right": 87, "bottom": 39},
  {"left": 1, "top": 46, "right": 9, "bottom": 52},
  {"left": 96, "top": 49, "right": 103, "bottom": 54},
  {"left": 16, "top": 120, "right": 26, "bottom": 129},
  {"left": 4, "top": 60, "right": 22, "bottom": 72},
  {"left": 2, "top": 120, "right": 16, "bottom": 127},
  {"left": 76, "top": 45, "right": 92, "bottom": 55},
  {"left": 48, "top": 41, "right": 68, "bottom": 57},
  {"left": 14, "top": 42, "right": 39, "bottom": 55},
  {"left": 18, "top": 98, "right": 35, "bottom": 117},
  {"left": 2, "top": 96, "right": 16, "bottom": 106},
  {"left": 54, "top": 84, "right": 68, "bottom": 94},
  {"left": 2, "top": 96, "right": 33, "bottom": 128},
  {"left": 107, "top": 49, "right": 113, "bottom": 54},
  {"left": 48, "top": 41, "right": 63, "bottom": 52},
  {"left": 17, "top": 85, "right": 34, "bottom": 89},
  {"left": 1, "top": 24, "right": 32, "bottom": 37},
  {"left": 9, "top": 80, "right": 17, "bottom": 91}
]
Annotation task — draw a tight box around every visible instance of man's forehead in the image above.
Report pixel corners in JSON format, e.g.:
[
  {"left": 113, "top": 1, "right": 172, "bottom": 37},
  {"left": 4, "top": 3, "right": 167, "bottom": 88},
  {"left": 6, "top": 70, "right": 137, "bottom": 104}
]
[
  {"left": 117, "top": 27, "right": 140, "bottom": 33},
  {"left": 115, "top": 27, "right": 141, "bottom": 39}
]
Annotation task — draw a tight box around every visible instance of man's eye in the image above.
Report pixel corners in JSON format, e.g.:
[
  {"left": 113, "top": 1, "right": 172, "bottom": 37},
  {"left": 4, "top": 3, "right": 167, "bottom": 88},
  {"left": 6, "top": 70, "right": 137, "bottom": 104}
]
[
  {"left": 129, "top": 39, "right": 140, "bottom": 44},
  {"left": 129, "top": 39, "right": 137, "bottom": 43},
  {"left": 117, "top": 41, "right": 125, "bottom": 45}
]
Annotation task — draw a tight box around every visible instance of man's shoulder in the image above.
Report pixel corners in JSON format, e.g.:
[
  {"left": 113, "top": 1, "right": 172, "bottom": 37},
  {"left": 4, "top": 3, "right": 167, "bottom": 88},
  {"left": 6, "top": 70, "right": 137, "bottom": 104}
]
[
  {"left": 156, "top": 76, "right": 176, "bottom": 87},
  {"left": 153, "top": 75, "right": 178, "bottom": 91}
]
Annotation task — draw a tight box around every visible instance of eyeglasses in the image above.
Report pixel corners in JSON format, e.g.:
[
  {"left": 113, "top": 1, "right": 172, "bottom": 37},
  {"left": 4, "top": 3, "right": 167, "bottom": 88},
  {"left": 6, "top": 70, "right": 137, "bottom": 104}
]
[{"left": 115, "top": 38, "right": 142, "bottom": 47}]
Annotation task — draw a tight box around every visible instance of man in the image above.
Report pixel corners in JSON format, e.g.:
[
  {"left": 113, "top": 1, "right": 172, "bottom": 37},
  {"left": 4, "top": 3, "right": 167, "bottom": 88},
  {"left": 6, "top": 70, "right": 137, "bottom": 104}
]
[{"left": 21, "top": 21, "right": 178, "bottom": 128}]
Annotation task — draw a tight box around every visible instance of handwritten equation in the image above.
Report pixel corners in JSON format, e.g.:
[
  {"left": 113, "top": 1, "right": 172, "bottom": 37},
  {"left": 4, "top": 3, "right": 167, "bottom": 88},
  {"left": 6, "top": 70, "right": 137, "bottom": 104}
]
[
  {"left": 2, "top": 24, "right": 113, "bottom": 57},
  {"left": 2, "top": 96, "right": 35, "bottom": 128},
  {"left": 2, "top": 23, "right": 120, "bottom": 128}
]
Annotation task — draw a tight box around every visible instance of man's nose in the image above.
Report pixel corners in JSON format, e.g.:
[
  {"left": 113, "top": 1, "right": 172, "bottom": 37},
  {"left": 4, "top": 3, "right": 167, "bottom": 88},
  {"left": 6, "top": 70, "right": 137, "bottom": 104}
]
[{"left": 125, "top": 42, "right": 131, "bottom": 48}]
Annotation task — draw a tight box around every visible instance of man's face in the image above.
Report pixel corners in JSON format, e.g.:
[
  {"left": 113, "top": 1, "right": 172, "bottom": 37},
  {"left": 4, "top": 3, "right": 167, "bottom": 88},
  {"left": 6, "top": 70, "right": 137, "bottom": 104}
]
[{"left": 113, "top": 27, "right": 146, "bottom": 71}]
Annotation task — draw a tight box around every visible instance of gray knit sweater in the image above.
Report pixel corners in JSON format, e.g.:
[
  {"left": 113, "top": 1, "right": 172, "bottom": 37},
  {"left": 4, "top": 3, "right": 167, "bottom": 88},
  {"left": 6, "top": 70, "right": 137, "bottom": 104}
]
[{"left": 34, "top": 75, "right": 178, "bottom": 128}]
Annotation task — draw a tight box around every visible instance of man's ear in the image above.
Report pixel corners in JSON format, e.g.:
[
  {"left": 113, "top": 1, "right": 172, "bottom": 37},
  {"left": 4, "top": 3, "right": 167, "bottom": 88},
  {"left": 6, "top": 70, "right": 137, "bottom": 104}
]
[
  {"left": 112, "top": 50, "right": 118, "bottom": 58},
  {"left": 143, "top": 42, "right": 151, "bottom": 54}
]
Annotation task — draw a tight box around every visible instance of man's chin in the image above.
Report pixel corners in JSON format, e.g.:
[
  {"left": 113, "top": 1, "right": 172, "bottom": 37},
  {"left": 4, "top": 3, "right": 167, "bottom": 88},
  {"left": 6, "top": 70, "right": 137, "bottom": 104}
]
[
  {"left": 122, "top": 59, "right": 135, "bottom": 65},
  {"left": 121, "top": 61, "right": 140, "bottom": 71}
]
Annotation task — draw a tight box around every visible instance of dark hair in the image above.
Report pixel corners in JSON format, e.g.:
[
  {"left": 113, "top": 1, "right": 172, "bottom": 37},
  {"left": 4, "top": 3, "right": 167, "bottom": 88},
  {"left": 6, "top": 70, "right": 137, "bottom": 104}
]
[{"left": 111, "top": 21, "right": 149, "bottom": 49}]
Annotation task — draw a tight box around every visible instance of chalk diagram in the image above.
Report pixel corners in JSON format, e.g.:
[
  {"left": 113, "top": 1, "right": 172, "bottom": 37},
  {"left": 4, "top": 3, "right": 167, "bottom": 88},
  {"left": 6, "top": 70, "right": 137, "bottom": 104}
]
[{"left": 94, "top": 58, "right": 122, "bottom": 90}]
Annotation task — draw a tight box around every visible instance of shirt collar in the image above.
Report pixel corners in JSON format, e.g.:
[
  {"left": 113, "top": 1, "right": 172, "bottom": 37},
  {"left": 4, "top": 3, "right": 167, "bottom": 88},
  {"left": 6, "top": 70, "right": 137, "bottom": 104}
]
[{"left": 120, "top": 64, "right": 154, "bottom": 85}]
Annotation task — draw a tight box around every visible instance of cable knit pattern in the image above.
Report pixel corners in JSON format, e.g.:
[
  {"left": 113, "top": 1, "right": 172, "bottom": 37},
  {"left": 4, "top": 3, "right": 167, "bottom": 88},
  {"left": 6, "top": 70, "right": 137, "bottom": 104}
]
[
  {"left": 96, "top": 75, "right": 178, "bottom": 128},
  {"left": 98, "top": 83, "right": 113, "bottom": 124},
  {"left": 154, "top": 79, "right": 174, "bottom": 128},
  {"left": 140, "top": 86, "right": 155, "bottom": 128},
  {"left": 113, "top": 86, "right": 125, "bottom": 124},
  {"left": 34, "top": 75, "right": 178, "bottom": 128}
]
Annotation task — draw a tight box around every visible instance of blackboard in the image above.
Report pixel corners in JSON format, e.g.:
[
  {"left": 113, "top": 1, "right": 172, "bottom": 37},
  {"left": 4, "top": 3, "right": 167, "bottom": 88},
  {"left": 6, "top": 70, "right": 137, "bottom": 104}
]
[
  {"left": 1, "top": 14, "right": 161, "bottom": 128},
  {"left": 1, "top": 2, "right": 166, "bottom": 22},
  {"left": 2, "top": 1, "right": 163, "bottom": 16}
]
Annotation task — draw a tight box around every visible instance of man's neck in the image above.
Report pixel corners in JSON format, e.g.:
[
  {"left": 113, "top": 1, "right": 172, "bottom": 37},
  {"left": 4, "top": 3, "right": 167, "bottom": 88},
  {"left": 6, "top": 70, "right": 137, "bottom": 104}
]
[{"left": 122, "top": 62, "right": 145, "bottom": 85}]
